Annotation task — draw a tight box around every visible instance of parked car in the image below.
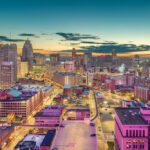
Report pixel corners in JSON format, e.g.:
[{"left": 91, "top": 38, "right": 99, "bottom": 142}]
[
  {"left": 59, "top": 124, "right": 64, "bottom": 127},
  {"left": 90, "top": 122, "right": 95, "bottom": 126},
  {"left": 52, "top": 147, "right": 58, "bottom": 150},
  {"left": 90, "top": 133, "right": 96, "bottom": 137}
]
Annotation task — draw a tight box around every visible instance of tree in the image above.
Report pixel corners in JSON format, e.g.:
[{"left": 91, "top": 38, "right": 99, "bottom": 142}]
[{"left": 107, "top": 141, "right": 114, "bottom": 150}]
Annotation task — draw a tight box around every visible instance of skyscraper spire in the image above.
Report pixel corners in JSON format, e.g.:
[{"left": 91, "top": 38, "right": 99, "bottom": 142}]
[{"left": 22, "top": 40, "right": 33, "bottom": 71}]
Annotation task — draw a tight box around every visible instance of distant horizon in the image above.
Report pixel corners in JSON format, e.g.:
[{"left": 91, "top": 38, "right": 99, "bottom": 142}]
[{"left": 0, "top": 0, "right": 150, "bottom": 56}]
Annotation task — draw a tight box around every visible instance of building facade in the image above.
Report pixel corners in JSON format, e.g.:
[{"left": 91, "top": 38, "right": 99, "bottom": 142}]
[
  {"left": 22, "top": 40, "right": 33, "bottom": 71},
  {"left": 115, "top": 107, "right": 150, "bottom": 150},
  {"left": 53, "top": 72, "right": 81, "bottom": 86},
  {"left": 0, "top": 62, "right": 15, "bottom": 89},
  {"left": 0, "top": 44, "right": 17, "bottom": 87},
  {"left": 34, "top": 105, "right": 63, "bottom": 126}
]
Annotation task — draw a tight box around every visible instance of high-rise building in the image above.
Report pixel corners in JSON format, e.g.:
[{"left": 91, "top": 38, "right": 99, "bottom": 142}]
[
  {"left": 133, "top": 55, "right": 140, "bottom": 65},
  {"left": 0, "top": 61, "right": 15, "bottom": 89},
  {"left": 83, "top": 52, "right": 92, "bottom": 69},
  {"left": 17, "top": 57, "right": 29, "bottom": 78},
  {"left": 22, "top": 40, "right": 33, "bottom": 71},
  {"left": 33, "top": 53, "right": 45, "bottom": 65},
  {"left": 75, "top": 54, "right": 84, "bottom": 68},
  {"left": 112, "top": 49, "right": 117, "bottom": 60},
  {"left": 0, "top": 44, "right": 17, "bottom": 84},
  {"left": 53, "top": 72, "right": 81, "bottom": 86},
  {"left": 50, "top": 53, "right": 59, "bottom": 65},
  {"left": 64, "top": 61, "right": 75, "bottom": 72},
  {"left": 72, "top": 48, "right": 76, "bottom": 61}
]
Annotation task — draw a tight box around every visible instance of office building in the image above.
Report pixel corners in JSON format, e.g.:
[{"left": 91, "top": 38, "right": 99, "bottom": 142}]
[
  {"left": 0, "top": 84, "right": 52, "bottom": 119},
  {"left": 83, "top": 52, "right": 92, "bottom": 68},
  {"left": 0, "top": 44, "right": 17, "bottom": 84},
  {"left": 64, "top": 61, "right": 75, "bottom": 72},
  {"left": 53, "top": 72, "right": 81, "bottom": 86},
  {"left": 34, "top": 105, "right": 63, "bottom": 126},
  {"left": 50, "top": 53, "right": 59, "bottom": 65},
  {"left": 115, "top": 107, "right": 150, "bottom": 150},
  {"left": 72, "top": 48, "right": 76, "bottom": 61},
  {"left": 17, "top": 57, "right": 29, "bottom": 78},
  {"left": 22, "top": 40, "right": 33, "bottom": 71},
  {"left": 0, "top": 62, "right": 15, "bottom": 89},
  {"left": 33, "top": 53, "right": 45, "bottom": 65},
  {"left": 112, "top": 49, "right": 117, "bottom": 60},
  {"left": 15, "top": 130, "right": 56, "bottom": 150},
  {"left": 134, "top": 86, "right": 150, "bottom": 101},
  {"left": 66, "top": 107, "right": 90, "bottom": 120},
  {"left": 135, "top": 77, "right": 150, "bottom": 87}
]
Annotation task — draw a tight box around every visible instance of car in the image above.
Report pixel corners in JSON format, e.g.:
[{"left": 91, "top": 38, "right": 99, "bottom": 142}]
[
  {"left": 52, "top": 147, "right": 58, "bottom": 150},
  {"left": 90, "top": 122, "right": 95, "bottom": 126},
  {"left": 59, "top": 124, "right": 64, "bottom": 127},
  {"left": 90, "top": 133, "right": 96, "bottom": 137}
]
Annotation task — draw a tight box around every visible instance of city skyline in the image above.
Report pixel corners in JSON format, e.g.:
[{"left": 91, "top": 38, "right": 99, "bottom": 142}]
[
  {"left": 0, "top": 1, "right": 150, "bottom": 149},
  {"left": 0, "top": 0, "right": 150, "bottom": 56}
]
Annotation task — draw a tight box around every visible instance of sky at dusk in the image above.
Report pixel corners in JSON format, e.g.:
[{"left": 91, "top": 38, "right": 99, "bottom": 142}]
[{"left": 0, "top": 0, "right": 150, "bottom": 54}]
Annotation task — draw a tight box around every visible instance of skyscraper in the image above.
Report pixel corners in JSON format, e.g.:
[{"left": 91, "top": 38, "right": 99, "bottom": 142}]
[
  {"left": 0, "top": 61, "right": 15, "bottom": 89},
  {"left": 0, "top": 44, "right": 17, "bottom": 83},
  {"left": 72, "top": 48, "right": 76, "bottom": 62},
  {"left": 22, "top": 40, "right": 33, "bottom": 71},
  {"left": 50, "top": 53, "right": 59, "bottom": 65},
  {"left": 83, "top": 52, "right": 92, "bottom": 69},
  {"left": 112, "top": 49, "right": 117, "bottom": 60}
]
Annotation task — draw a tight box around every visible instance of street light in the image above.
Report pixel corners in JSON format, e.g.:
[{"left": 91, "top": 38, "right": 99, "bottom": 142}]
[{"left": 103, "top": 101, "right": 108, "bottom": 105}]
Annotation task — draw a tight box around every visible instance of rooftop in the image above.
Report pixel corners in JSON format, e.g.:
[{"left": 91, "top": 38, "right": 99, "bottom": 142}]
[
  {"left": 2, "top": 61, "right": 13, "bottom": 66},
  {"left": 56, "top": 72, "right": 80, "bottom": 76},
  {"left": 41, "top": 129, "right": 56, "bottom": 146},
  {"left": 51, "top": 121, "right": 98, "bottom": 150},
  {"left": 34, "top": 105, "right": 62, "bottom": 118},
  {"left": 66, "top": 107, "right": 90, "bottom": 112},
  {"left": 15, "top": 130, "right": 56, "bottom": 149},
  {"left": 15, "top": 134, "right": 45, "bottom": 150},
  {"left": 64, "top": 84, "right": 72, "bottom": 89},
  {"left": 0, "top": 84, "right": 52, "bottom": 102},
  {"left": 115, "top": 108, "right": 148, "bottom": 125}
]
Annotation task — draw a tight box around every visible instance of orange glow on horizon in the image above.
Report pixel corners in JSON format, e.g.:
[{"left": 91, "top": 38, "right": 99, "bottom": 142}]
[{"left": 17, "top": 47, "right": 150, "bottom": 57}]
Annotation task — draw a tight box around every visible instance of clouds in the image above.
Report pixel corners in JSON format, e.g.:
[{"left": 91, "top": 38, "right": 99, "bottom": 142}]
[
  {"left": 56, "top": 32, "right": 150, "bottom": 54},
  {"left": 100, "top": 41, "right": 118, "bottom": 45},
  {"left": 0, "top": 36, "right": 25, "bottom": 42},
  {"left": 18, "top": 33, "right": 40, "bottom": 38},
  {"left": 56, "top": 32, "right": 99, "bottom": 41},
  {"left": 79, "top": 43, "right": 150, "bottom": 53},
  {"left": 41, "top": 33, "right": 50, "bottom": 36},
  {"left": 19, "top": 33, "right": 36, "bottom": 37},
  {"left": 80, "top": 41, "right": 101, "bottom": 44}
]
